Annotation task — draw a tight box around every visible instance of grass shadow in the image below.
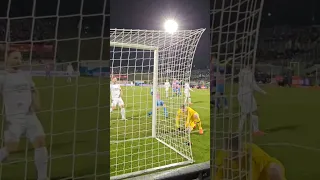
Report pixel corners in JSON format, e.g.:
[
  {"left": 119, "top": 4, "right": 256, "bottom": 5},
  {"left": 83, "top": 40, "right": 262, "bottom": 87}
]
[{"left": 264, "top": 124, "right": 302, "bottom": 133}]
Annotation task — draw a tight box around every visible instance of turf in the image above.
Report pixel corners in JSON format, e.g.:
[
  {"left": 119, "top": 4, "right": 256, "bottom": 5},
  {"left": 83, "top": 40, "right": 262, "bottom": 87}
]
[
  {"left": 0, "top": 77, "right": 108, "bottom": 180},
  {"left": 213, "top": 85, "right": 320, "bottom": 180},
  {"left": 255, "top": 86, "right": 320, "bottom": 180},
  {"left": 110, "top": 86, "right": 210, "bottom": 178}
]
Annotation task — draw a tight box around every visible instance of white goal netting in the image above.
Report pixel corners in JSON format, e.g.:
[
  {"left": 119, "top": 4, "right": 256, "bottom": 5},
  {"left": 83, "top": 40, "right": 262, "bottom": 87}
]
[
  {"left": 211, "top": 0, "right": 264, "bottom": 179},
  {"left": 0, "top": 0, "right": 109, "bottom": 179},
  {"left": 110, "top": 28, "right": 205, "bottom": 179}
]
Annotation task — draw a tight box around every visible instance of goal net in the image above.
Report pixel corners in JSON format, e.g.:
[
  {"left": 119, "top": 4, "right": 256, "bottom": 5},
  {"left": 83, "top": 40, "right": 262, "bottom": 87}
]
[
  {"left": 110, "top": 28, "right": 205, "bottom": 179},
  {"left": 0, "top": 0, "right": 109, "bottom": 179},
  {"left": 211, "top": 0, "right": 264, "bottom": 179}
]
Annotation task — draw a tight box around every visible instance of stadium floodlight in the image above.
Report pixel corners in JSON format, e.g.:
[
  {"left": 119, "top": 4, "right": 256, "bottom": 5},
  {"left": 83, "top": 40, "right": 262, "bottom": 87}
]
[
  {"left": 211, "top": 0, "right": 265, "bottom": 179},
  {"left": 164, "top": 19, "right": 178, "bottom": 33},
  {"left": 110, "top": 28, "right": 205, "bottom": 179}
]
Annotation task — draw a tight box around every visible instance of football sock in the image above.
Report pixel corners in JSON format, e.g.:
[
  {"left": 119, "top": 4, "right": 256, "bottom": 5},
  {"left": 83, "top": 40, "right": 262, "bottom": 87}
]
[
  {"left": 35, "top": 147, "right": 48, "bottom": 180},
  {"left": 121, "top": 108, "right": 126, "bottom": 119},
  {"left": 251, "top": 115, "right": 259, "bottom": 132}
]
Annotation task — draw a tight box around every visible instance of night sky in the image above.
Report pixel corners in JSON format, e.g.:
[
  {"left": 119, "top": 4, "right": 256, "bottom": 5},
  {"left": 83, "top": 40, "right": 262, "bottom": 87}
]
[
  {"left": 111, "top": 0, "right": 210, "bottom": 69},
  {"left": 261, "top": 0, "right": 320, "bottom": 27}
]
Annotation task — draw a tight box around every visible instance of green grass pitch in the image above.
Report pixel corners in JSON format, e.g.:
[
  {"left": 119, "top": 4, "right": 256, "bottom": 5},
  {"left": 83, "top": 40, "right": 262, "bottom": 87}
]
[
  {"left": 110, "top": 86, "right": 210, "bottom": 178},
  {"left": 255, "top": 86, "right": 320, "bottom": 180},
  {"left": 213, "top": 85, "right": 320, "bottom": 180},
  {"left": 0, "top": 77, "right": 108, "bottom": 180}
]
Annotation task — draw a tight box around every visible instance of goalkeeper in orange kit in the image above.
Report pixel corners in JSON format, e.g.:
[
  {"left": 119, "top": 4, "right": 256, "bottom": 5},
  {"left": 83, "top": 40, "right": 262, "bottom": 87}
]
[
  {"left": 175, "top": 105, "right": 203, "bottom": 135},
  {"left": 214, "top": 135, "right": 286, "bottom": 180}
]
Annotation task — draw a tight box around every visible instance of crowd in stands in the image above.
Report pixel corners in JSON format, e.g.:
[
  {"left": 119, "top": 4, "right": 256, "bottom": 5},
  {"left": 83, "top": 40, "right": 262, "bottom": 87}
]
[
  {"left": 191, "top": 69, "right": 209, "bottom": 81},
  {"left": 257, "top": 26, "right": 320, "bottom": 66}
]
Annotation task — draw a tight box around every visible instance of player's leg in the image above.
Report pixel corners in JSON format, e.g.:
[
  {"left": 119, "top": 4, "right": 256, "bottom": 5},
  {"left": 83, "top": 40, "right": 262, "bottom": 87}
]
[
  {"left": 251, "top": 111, "right": 265, "bottom": 136},
  {"left": 188, "top": 96, "right": 192, "bottom": 105},
  {"left": 250, "top": 96, "right": 265, "bottom": 136},
  {"left": 238, "top": 93, "right": 250, "bottom": 132},
  {"left": 45, "top": 71, "right": 50, "bottom": 79},
  {"left": 192, "top": 114, "right": 203, "bottom": 134},
  {"left": 119, "top": 98, "right": 126, "bottom": 120},
  {"left": 165, "top": 88, "right": 169, "bottom": 98},
  {"left": 186, "top": 92, "right": 192, "bottom": 105},
  {"left": 238, "top": 93, "right": 264, "bottom": 136},
  {"left": 184, "top": 92, "right": 188, "bottom": 104},
  {"left": 67, "top": 75, "right": 72, "bottom": 82},
  {"left": 0, "top": 120, "right": 23, "bottom": 162},
  {"left": 220, "top": 92, "right": 228, "bottom": 109},
  {"left": 26, "top": 114, "right": 48, "bottom": 180},
  {"left": 110, "top": 99, "right": 117, "bottom": 112},
  {"left": 162, "top": 103, "right": 168, "bottom": 117}
]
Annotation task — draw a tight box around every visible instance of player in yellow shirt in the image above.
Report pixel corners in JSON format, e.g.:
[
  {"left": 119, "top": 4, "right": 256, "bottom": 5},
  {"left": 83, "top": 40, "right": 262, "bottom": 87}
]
[
  {"left": 175, "top": 105, "right": 203, "bottom": 135},
  {"left": 214, "top": 135, "right": 286, "bottom": 180}
]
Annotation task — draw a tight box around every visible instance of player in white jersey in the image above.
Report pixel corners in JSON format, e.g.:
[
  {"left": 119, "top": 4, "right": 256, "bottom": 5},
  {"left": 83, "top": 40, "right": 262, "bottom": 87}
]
[
  {"left": 66, "top": 63, "right": 74, "bottom": 83},
  {"left": 184, "top": 82, "right": 193, "bottom": 105},
  {"left": 0, "top": 51, "right": 48, "bottom": 180},
  {"left": 164, "top": 80, "right": 170, "bottom": 98},
  {"left": 110, "top": 77, "right": 126, "bottom": 120},
  {"left": 238, "top": 65, "right": 266, "bottom": 136}
]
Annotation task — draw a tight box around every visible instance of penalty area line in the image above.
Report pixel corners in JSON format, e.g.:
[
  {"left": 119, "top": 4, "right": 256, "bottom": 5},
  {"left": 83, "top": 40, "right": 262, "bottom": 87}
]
[
  {"left": 258, "top": 142, "right": 320, "bottom": 152},
  {"left": 191, "top": 105, "right": 209, "bottom": 110}
]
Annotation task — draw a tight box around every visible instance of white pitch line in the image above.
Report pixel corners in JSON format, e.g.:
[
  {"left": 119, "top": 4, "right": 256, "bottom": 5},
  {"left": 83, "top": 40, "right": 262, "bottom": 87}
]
[
  {"left": 192, "top": 105, "right": 210, "bottom": 110},
  {"left": 258, "top": 143, "right": 320, "bottom": 152}
]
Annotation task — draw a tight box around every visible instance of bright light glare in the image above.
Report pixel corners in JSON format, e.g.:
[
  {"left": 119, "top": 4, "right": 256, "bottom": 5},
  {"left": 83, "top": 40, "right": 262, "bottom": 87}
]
[{"left": 164, "top": 19, "right": 178, "bottom": 33}]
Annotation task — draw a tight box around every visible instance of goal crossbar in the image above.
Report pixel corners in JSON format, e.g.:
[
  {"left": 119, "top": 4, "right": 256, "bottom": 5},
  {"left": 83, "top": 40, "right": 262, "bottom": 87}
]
[{"left": 110, "top": 41, "right": 158, "bottom": 50}]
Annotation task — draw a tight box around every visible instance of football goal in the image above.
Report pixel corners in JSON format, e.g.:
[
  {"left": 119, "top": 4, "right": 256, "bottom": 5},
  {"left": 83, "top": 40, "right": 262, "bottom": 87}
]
[{"left": 110, "top": 28, "right": 205, "bottom": 179}]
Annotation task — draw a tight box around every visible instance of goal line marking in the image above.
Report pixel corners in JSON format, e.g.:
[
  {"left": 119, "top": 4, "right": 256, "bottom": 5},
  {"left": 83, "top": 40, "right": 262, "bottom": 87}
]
[{"left": 258, "top": 142, "right": 320, "bottom": 152}]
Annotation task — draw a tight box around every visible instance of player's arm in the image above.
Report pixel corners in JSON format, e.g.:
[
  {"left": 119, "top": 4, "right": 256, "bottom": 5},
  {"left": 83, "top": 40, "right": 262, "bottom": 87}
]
[
  {"left": 31, "top": 86, "right": 40, "bottom": 111},
  {"left": 252, "top": 74, "right": 266, "bottom": 94},
  {"left": 29, "top": 75, "right": 40, "bottom": 111},
  {"left": 120, "top": 87, "right": 123, "bottom": 97}
]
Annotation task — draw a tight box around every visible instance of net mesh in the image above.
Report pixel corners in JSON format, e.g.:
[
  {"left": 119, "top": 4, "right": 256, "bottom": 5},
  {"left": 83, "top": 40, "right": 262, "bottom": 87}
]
[
  {"left": 0, "top": 0, "right": 109, "bottom": 179},
  {"left": 210, "top": 0, "right": 264, "bottom": 179},
  {"left": 110, "top": 28, "right": 204, "bottom": 179}
]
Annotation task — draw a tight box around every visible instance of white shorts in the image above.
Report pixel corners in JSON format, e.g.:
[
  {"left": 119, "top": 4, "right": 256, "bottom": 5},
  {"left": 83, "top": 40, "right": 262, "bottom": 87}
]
[
  {"left": 165, "top": 88, "right": 169, "bottom": 92},
  {"left": 238, "top": 92, "right": 257, "bottom": 114},
  {"left": 67, "top": 72, "right": 72, "bottom": 77},
  {"left": 111, "top": 98, "right": 124, "bottom": 107},
  {"left": 185, "top": 91, "right": 190, "bottom": 97},
  {"left": 4, "top": 113, "right": 45, "bottom": 143}
]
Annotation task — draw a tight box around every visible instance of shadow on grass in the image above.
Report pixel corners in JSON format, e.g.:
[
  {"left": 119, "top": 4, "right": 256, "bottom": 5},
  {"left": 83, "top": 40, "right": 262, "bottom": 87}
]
[
  {"left": 11, "top": 140, "right": 88, "bottom": 154},
  {"left": 193, "top": 101, "right": 205, "bottom": 104},
  {"left": 264, "top": 124, "right": 302, "bottom": 133}
]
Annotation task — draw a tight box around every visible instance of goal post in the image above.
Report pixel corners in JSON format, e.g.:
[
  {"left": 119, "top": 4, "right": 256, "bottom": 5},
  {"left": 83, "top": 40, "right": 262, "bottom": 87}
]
[{"left": 110, "top": 28, "right": 205, "bottom": 179}]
